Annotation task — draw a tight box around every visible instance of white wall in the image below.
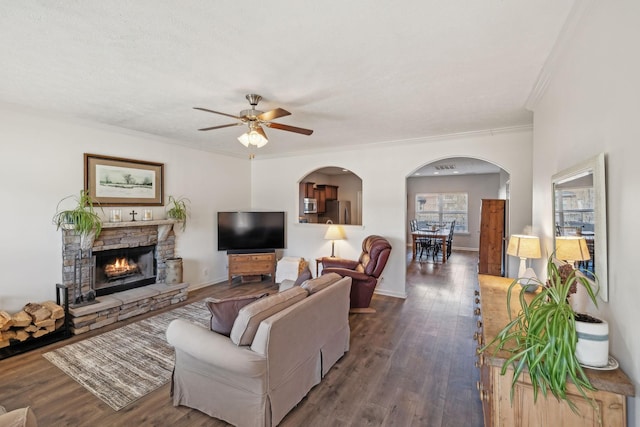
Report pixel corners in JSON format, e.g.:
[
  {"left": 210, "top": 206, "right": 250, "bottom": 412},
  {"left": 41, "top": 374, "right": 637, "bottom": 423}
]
[
  {"left": 251, "top": 128, "right": 533, "bottom": 299},
  {"left": 0, "top": 106, "right": 251, "bottom": 312},
  {"left": 530, "top": 1, "right": 640, "bottom": 423},
  {"left": 406, "top": 173, "right": 501, "bottom": 251}
]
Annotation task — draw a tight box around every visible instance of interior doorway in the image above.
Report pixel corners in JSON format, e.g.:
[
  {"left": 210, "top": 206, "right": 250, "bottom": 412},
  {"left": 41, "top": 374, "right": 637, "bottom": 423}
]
[{"left": 406, "top": 157, "right": 510, "bottom": 267}]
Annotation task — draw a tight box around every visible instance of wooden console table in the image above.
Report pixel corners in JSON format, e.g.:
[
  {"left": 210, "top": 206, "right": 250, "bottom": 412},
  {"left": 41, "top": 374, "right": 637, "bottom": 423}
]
[
  {"left": 228, "top": 252, "right": 276, "bottom": 285},
  {"left": 476, "top": 274, "right": 634, "bottom": 426}
]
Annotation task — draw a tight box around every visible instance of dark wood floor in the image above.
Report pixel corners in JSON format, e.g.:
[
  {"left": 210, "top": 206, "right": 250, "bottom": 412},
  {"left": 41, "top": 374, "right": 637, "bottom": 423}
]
[{"left": 0, "top": 251, "right": 483, "bottom": 426}]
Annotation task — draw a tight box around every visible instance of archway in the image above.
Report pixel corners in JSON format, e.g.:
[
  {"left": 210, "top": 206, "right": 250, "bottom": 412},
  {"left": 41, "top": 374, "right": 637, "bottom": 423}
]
[
  {"left": 298, "top": 166, "right": 363, "bottom": 225},
  {"left": 405, "top": 157, "right": 510, "bottom": 266}
]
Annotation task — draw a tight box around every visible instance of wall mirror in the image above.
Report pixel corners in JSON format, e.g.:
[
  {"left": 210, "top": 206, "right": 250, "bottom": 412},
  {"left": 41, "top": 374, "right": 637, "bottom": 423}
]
[{"left": 552, "top": 152, "right": 607, "bottom": 301}]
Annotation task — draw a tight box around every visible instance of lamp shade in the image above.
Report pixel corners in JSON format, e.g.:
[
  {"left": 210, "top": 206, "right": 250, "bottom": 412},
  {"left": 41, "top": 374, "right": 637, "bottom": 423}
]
[
  {"left": 506, "top": 235, "right": 541, "bottom": 259},
  {"left": 555, "top": 236, "right": 590, "bottom": 261},
  {"left": 324, "top": 225, "right": 345, "bottom": 241},
  {"left": 237, "top": 125, "right": 268, "bottom": 148}
]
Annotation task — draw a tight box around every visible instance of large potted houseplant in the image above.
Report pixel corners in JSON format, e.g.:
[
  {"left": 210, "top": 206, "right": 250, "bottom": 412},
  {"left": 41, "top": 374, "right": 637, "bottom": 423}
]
[
  {"left": 52, "top": 190, "right": 103, "bottom": 249},
  {"left": 486, "top": 256, "right": 600, "bottom": 413}
]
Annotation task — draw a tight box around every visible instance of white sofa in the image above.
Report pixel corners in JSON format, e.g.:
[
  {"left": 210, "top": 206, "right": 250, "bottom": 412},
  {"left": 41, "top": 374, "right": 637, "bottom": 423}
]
[
  {"left": 166, "top": 274, "right": 352, "bottom": 427},
  {"left": 0, "top": 405, "right": 37, "bottom": 427}
]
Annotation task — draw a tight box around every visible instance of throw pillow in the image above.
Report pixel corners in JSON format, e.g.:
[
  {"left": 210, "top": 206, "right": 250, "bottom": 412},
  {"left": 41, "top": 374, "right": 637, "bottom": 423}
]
[
  {"left": 205, "top": 293, "right": 268, "bottom": 336},
  {"left": 293, "top": 264, "right": 313, "bottom": 287},
  {"left": 301, "top": 272, "right": 342, "bottom": 294},
  {"left": 230, "top": 286, "right": 308, "bottom": 346}
]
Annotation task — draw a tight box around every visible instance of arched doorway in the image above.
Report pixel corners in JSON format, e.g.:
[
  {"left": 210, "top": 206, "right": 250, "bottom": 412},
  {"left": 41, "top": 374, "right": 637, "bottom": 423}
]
[
  {"left": 406, "top": 157, "right": 510, "bottom": 265},
  {"left": 298, "top": 166, "right": 363, "bottom": 225}
]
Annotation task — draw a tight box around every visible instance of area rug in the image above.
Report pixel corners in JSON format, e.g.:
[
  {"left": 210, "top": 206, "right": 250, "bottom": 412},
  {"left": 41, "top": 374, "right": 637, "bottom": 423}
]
[{"left": 42, "top": 301, "right": 209, "bottom": 411}]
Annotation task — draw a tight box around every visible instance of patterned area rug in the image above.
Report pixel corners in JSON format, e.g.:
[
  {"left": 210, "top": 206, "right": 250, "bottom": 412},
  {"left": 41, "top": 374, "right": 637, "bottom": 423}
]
[{"left": 43, "top": 301, "right": 209, "bottom": 411}]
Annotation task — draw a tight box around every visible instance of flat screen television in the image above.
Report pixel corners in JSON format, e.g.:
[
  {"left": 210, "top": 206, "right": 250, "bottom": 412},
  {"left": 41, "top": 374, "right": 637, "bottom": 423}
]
[{"left": 217, "top": 211, "right": 286, "bottom": 253}]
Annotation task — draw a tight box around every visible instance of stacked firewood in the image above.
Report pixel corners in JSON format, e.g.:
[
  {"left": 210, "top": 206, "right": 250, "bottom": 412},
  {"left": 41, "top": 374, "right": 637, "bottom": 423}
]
[{"left": 0, "top": 301, "right": 65, "bottom": 348}]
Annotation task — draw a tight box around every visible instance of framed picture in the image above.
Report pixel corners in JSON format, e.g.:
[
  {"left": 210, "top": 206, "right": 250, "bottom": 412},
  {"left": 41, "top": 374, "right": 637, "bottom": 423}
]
[{"left": 84, "top": 154, "right": 164, "bottom": 206}]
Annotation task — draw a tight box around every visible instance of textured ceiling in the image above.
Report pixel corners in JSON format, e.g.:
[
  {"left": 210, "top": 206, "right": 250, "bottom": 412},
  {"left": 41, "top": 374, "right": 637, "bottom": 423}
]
[{"left": 0, "top": 1, "right": 574, "bottom": 158}]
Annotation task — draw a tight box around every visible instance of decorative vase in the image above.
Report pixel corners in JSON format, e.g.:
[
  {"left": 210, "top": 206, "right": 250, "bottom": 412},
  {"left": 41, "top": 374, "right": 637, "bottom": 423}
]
[
  {"left": 165, "top": 257, "right": 183, "bottom": 285},
  {"left": 575, "top": 314, "right": 609, "bottom": 368}
]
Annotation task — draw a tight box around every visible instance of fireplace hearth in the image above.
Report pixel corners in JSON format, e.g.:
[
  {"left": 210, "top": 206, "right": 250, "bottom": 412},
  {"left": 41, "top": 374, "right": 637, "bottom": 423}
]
[{"left": 94, "top": 245, "right": 157, "bottom": 296}]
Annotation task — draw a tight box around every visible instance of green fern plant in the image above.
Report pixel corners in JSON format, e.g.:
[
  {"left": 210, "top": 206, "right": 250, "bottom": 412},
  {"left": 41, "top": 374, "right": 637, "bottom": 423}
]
[
  {"left": 52, "top": 190, "right": 103, "bottom": 237},
  {"left": 485, "top": 256, "right": 599, "bottom": 414},
  {"left": 166, "top": 195, "right": 190, "bottom": 231}
]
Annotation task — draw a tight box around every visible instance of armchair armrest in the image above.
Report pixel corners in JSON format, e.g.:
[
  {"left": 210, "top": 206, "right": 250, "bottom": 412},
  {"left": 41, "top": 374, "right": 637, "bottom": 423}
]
[
  {"left": 321, "top": 257, "right": 359, "bottom": 270},
  {"left": 321, "top": 267, "right": 370, "bottom": 282}
]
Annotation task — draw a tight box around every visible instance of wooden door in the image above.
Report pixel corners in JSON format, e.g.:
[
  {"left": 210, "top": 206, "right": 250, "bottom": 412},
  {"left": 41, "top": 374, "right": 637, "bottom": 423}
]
[{"left": 478, "top": 199, "right": 505, "bottom": 276}]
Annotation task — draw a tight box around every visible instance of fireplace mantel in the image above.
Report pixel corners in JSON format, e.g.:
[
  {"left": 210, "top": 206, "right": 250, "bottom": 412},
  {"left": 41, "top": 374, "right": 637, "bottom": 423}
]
[{"left": 102, "top": 219, "right": 181, "bottom": 229}]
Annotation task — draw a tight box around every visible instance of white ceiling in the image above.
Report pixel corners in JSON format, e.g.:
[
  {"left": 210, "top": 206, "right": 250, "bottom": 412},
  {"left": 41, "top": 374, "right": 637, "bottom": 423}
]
[{"left": 0, "top": 1, "right": 574, "bottom": 158}]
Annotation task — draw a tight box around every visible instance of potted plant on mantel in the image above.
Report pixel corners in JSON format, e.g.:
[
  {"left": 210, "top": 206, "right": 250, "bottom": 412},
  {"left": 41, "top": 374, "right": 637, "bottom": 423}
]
[
  {"left": 52, "top": 190, "right": 103, "bottom": 250},
  {"left": 484, "top": 255, "right": 602, "bottom": 414},
  {"left": 165, "top": 195, "right": 190, "bottom": 232}
]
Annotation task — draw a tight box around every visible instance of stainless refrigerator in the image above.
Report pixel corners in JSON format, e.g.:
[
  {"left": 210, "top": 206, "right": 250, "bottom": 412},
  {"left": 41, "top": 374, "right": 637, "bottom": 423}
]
[{"left": 324, "top": 200, "right": 351, "bottom": 224}]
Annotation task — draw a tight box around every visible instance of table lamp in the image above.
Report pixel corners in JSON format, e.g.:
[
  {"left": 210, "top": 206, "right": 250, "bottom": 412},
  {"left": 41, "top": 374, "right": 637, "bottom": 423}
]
[
  {"left": 555, "top": 236, "right": 590, "bottom": 267},
  {"left": 324, "top": 225, "right": 345, "bottom": 257},
  {"left": 506, "top": 235, "right": 541, "bottom": 282}
]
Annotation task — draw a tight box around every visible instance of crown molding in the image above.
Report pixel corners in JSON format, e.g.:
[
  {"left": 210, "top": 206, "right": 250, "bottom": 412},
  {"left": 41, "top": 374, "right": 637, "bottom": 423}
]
[{"left": 525, "top": 0, "right": 596, "bottom": 111}]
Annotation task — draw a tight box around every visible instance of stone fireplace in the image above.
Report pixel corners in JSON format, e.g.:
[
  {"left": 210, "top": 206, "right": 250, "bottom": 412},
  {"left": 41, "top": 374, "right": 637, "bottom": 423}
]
[
  {"left": 62, "top": 220, "right": 177, "bottom": 300},
  {"left": 61, "top": 219, "right": 188, "bottom": 334}
]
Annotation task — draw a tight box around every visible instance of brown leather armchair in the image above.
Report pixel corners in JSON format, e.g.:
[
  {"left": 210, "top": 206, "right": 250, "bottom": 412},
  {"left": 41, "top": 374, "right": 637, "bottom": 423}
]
[{"left": 321, "top": 235, "right": 392, "bottom": 312}]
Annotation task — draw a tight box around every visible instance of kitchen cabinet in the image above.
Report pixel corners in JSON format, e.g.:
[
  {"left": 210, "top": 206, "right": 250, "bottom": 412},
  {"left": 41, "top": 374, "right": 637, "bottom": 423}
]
[
  {"left": 314, "top": 188, "right": 326, "bottom": 213},
  {"left": 315, "top": 185, "right": 338, "bottom": 214},
  {"left": 300, "top": 182, "right": 315, "bottom": 198}
]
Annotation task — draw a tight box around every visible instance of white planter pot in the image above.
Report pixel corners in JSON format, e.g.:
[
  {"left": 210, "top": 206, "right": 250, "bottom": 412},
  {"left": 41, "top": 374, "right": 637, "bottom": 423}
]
[{"left": 575, "top": 316, "right": 609, "bottom": 368}]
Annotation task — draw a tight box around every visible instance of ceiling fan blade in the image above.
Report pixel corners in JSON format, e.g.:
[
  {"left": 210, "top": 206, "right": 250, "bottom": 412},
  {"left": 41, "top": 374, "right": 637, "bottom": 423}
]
[
  {"left": 193, "top": 107, "right": 241, "bottom": 120},
  {"left": 264, "top": 122, "right": 314, "bottom": 135},
  {"left": 257, "top": 108, "right": 291, "bottom": 122},
  {"left": 198, "top": 123, "right": 243, "bottom": 131}
]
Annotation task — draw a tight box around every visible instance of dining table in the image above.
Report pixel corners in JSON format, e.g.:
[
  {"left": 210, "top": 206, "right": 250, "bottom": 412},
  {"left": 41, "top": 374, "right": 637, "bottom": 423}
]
[{"left": 411, "top": 227, "right": 451, "bottom": 262}]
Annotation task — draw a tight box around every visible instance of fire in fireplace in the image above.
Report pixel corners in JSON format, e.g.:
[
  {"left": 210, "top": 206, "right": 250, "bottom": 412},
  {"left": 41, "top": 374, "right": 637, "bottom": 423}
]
[
  {"left": 94, "top": 245, "right": 157, "bottom": 296},
  {"left": 105, "top": 257, "right": 140, "bottom": 279}
]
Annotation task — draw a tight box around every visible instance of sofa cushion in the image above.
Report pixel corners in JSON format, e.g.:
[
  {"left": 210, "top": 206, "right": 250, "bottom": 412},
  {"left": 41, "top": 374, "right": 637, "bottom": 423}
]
[
  {"left": 230, "top": 286, "right": 308, "bottom": 346},
  {"left": 205, "top": 293, "right": 268, "bottom": 336},
  {"left": 301, "top": 272, "right": 342, "bottom": 295},
  {"left": 0, "top": 406, "right": 38, "bottom": 427}
]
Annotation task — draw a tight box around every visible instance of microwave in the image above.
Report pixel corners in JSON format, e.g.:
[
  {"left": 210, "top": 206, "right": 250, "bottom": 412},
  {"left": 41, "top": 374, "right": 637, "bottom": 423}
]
[{"left": 303, "top": 198, "right": 318, "bottom": 214}]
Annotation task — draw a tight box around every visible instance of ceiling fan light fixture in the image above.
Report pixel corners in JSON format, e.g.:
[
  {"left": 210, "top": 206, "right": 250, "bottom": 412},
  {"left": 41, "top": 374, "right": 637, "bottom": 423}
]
[{"left": 237, "top": 124, "right": 268, "bottom": 148}]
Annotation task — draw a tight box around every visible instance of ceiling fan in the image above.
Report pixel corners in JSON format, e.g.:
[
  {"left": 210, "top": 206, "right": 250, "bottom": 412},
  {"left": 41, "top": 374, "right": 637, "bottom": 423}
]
[{"left": 194, "top": 94, "right": 313, "bottom": 148}]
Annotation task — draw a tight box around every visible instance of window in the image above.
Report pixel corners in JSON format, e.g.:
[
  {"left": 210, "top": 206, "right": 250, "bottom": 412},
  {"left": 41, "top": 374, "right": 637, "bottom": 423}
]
[{"left": 415, "top": 193, "right": 468, "bottom": 232}]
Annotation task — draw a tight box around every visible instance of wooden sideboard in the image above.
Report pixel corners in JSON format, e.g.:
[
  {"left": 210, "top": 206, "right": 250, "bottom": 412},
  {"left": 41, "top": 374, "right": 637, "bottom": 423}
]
[
  {"left": 228, "top": 252, "right": 276, "bottom": 285},
  {"left": 476, "top": 274, "right": 634, "bottom": 426}
]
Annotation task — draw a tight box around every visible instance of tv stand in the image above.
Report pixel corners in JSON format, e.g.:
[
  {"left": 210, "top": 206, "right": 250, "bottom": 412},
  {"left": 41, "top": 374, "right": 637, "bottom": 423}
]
[{"left": 228, "top": 252, "right": 276, "bottom": 285}]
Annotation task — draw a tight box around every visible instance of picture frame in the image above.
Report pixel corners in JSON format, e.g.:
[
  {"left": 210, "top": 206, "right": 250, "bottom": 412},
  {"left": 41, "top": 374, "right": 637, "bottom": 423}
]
[{"left": 84, "top": 153, "right": 164, "bottom": 206}]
